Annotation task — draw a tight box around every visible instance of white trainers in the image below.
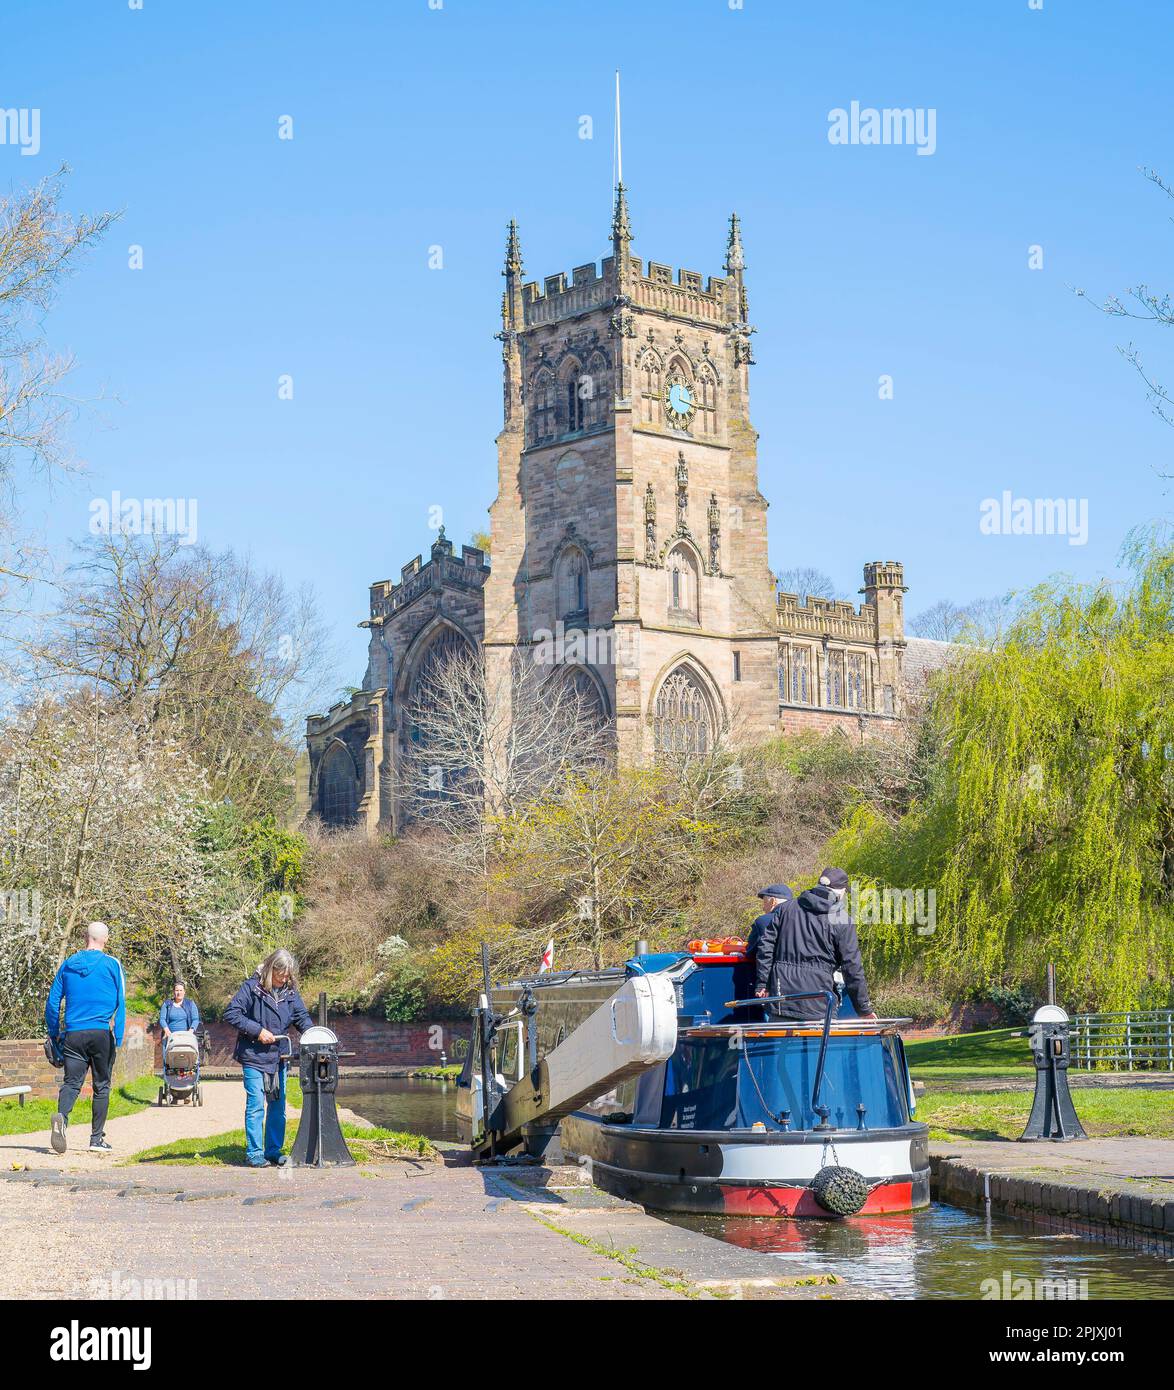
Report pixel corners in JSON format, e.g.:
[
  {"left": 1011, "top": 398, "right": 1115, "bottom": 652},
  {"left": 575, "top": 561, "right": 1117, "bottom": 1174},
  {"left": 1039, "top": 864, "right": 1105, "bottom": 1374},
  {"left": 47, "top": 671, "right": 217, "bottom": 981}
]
[
  {"left": 50, "top": 1113, "right": 67, "bottom": 1154},
  {"left": 88, "top": 1138, "right": 112, "bottom": 1154}
]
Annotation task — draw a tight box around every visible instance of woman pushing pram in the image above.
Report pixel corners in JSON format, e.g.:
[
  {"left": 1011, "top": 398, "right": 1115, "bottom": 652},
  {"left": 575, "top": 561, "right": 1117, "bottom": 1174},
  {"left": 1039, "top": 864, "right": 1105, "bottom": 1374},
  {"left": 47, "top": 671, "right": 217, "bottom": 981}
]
[{"left": 158, "top": 980, "right": 205, "bottom": 1106}]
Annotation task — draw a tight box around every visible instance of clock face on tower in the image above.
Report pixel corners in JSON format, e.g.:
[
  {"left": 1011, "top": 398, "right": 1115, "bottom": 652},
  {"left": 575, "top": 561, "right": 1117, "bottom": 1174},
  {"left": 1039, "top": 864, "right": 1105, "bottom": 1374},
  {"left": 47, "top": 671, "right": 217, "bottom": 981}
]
[{"left": 665, "top": 380, "right": 696, "bottom": 428}]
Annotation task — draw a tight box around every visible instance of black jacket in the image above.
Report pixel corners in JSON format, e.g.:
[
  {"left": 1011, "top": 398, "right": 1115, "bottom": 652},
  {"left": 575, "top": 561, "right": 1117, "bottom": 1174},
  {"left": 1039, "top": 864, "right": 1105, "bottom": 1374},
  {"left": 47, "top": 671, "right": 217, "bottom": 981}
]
[{"left": 753, "top": 885, "right": 872, "bottom": 1019}]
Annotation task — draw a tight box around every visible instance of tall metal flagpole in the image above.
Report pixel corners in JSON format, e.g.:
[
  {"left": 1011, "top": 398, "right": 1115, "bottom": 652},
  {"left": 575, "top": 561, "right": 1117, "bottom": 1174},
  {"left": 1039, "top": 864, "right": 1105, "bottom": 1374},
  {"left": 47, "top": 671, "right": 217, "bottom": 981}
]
[{"left": 615, "top": 69, "right": 622, "bottom": 188}]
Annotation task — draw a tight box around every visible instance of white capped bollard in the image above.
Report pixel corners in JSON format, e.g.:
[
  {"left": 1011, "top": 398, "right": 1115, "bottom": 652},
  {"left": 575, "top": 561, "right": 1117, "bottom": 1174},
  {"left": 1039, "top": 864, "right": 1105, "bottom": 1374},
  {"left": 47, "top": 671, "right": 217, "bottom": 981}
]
[{"left": 1018, "top": 1004, "right": 1088, "bottom": 1142}]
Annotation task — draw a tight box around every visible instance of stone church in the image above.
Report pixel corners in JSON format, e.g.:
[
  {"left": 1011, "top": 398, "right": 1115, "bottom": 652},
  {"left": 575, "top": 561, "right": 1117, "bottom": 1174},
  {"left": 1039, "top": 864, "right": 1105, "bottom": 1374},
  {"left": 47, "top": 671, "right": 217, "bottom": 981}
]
[{"left": 305, "top": 186, "right": 939, "bottom": 832}]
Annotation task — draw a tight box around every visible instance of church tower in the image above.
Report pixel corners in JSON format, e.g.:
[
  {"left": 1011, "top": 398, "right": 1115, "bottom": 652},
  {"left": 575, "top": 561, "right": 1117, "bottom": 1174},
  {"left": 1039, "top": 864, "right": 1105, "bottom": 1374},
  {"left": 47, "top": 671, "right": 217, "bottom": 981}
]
[{"left": 482, "top": 189, "right": 780, "bottom": 761}]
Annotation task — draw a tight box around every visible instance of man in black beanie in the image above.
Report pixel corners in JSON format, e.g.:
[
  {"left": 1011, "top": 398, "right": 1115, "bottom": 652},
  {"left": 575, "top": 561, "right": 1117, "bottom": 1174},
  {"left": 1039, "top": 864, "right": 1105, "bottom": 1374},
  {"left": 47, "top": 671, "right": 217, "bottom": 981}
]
[{"left": 754, "top": 867, "right": 877, "bottom": 1021}]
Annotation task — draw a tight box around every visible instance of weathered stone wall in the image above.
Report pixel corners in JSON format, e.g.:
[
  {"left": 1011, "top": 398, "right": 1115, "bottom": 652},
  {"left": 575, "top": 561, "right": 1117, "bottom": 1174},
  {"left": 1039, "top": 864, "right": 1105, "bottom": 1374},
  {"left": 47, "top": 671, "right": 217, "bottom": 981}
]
[{"left": 777, "top": 706, "right": 902, "bottom": 740}]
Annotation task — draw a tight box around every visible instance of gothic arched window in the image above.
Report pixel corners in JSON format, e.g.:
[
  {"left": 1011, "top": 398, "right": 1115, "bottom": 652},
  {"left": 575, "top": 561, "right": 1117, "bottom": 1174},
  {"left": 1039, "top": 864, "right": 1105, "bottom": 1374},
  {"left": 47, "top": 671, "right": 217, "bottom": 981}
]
[
  {"left": 560, "top": 665, "right": 608, "bottom": 726},
  {"left": 319, "top": 743, "right": 359, "bottom": 827},
  {"left": 531, "top": 368, "right": 555, "bottom": 445},
  {"left": 406, "top": 628, "right": 471, "bottom": 747},
  {"left": 560, "top": 358, "right": 586, "bottom": 434},
  {"left": 403, "top": 626, "right": 478, "bottom": 824},
  {"left": 654, "top": 667, "right": 714, "bottom": 757},
  {"left": 667, "top": 543, "right": 700, "bottom": 623},
  {"left": 556, "top": 546, "right": 588, "bottom": 622},
  {"left": 584, "top": 351, "right": 609, "bottom": 428}
]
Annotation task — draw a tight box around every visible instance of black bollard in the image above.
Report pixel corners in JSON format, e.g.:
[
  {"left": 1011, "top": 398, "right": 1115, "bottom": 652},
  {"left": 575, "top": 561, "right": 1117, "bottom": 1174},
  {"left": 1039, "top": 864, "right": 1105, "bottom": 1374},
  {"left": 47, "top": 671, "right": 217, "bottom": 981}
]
[
  {"left": 1018, "top": 1004, "right": 1087, "bottom": 1142},
  {"left": 290, "top": 1026, "right": 356, "bottom": 1167}
]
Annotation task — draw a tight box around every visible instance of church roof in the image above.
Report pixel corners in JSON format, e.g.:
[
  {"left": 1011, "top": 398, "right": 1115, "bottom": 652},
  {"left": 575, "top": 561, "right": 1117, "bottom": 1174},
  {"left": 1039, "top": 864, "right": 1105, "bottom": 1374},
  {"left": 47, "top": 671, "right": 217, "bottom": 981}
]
[{"left": 904, "top": 636, "right": 956, "bottom": 689}]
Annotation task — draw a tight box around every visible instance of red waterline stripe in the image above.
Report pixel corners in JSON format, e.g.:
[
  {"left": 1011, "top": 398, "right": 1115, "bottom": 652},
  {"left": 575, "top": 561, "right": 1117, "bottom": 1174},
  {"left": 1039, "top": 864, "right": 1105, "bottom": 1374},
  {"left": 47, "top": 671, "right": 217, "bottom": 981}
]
[{"left": 720, "top": 1180, "right": 916, "bottom": 1218}]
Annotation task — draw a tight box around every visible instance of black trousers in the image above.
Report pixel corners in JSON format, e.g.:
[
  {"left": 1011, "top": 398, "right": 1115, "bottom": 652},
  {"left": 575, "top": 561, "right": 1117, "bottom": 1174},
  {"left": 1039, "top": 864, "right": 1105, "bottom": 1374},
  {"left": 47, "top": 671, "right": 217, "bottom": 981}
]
[{"left": 58, "top": 1030, "right": 116, "bottom": 1139}]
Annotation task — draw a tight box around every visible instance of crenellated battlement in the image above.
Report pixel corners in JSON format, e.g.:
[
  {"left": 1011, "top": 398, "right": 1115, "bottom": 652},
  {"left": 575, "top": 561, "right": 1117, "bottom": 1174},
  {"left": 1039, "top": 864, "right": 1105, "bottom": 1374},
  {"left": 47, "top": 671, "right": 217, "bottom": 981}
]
[
  {"left": 862, "top": 559, "right": 906, "bottom": 591},
  {"left": 368, "top": 533, "right": 489, "bottom": 622},
  {"left": 522, "top": 259, "right": 613, "bottom": 326},
  {"left": 777, "top": 591, "right": 878, "bottom": 642},
  {"left": 521, "top": 252, "right": 731, "bottom": 328}
]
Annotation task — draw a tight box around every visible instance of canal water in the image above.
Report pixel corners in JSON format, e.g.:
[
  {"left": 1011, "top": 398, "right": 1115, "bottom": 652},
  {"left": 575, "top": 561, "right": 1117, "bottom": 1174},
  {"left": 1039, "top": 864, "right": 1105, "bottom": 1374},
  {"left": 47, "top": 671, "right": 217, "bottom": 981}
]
[
  {"left": 339, "top": 1075, "right": 463, "bottom": 1144},
  {"left": 340, "top": 1078, "right": 1174, "bottom": 1300},
  {"left": 665, "top": 1205, "right": 1174, "bottom": 1300}
]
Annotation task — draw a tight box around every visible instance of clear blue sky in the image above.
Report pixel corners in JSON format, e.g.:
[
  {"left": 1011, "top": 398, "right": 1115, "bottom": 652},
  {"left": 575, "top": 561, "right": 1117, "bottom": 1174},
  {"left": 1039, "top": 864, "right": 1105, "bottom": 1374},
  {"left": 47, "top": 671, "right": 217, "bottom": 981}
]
[{"left": 4, "top": 0, "right": 1171, "bottom": 696}]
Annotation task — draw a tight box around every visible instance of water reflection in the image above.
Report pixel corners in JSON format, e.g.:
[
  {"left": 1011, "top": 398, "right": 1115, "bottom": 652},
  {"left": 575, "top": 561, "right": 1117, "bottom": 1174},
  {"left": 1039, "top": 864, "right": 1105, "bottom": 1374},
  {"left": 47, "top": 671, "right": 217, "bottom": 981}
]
[
  {"left": 337, "top": 1076, "right": 461, "bottom": 1143},
  {"left": 667, "top": 1203, "right": 1174, "bottom": 1300}
]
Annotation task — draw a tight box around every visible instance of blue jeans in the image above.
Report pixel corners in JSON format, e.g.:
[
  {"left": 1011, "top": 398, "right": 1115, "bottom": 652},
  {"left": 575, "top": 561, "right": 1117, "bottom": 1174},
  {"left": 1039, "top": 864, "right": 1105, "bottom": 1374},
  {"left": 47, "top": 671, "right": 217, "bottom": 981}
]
[{"left": 242, "top": 1065, "right": 286, "bottom": 1165}]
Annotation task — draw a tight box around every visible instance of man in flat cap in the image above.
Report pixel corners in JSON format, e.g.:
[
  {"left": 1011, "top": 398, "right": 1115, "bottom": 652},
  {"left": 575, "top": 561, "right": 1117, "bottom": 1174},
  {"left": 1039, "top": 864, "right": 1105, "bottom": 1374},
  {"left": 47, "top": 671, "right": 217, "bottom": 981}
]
[
  {"left": 747, "top": 884, "right": 793, "bottom": 961},
  {"left": 754, "top": 867, "right": 876, "bottom": 1022}
]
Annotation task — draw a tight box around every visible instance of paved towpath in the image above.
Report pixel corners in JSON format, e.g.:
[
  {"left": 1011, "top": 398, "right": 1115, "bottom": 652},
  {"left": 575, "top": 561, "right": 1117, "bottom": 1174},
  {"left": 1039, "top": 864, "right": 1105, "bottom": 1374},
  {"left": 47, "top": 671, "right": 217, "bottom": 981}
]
[
  {"left": 0, "top": 1083, "right": 876, "bottom": 1300},
  {"left": 0, "top": 1080, "right": 262, "bottom": 1170}
]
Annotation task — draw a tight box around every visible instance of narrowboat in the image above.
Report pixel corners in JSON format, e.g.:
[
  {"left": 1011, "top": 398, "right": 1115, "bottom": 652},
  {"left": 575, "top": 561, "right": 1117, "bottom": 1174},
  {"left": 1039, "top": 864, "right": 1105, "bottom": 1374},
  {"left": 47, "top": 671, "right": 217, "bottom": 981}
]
[{"left": 456, "top": 942, "right": 930, "bottom": 1218}]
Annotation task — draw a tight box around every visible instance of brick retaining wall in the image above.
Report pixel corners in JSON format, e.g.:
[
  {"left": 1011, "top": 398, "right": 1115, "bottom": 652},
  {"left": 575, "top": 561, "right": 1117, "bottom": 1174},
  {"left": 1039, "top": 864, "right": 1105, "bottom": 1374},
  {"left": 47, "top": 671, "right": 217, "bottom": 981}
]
[
  {"left": 158, "top": 1016, "right": 471, "bottom": 1071},
  {"left": 0, "top": 1014, "right": 154, "bottom": 1100}
]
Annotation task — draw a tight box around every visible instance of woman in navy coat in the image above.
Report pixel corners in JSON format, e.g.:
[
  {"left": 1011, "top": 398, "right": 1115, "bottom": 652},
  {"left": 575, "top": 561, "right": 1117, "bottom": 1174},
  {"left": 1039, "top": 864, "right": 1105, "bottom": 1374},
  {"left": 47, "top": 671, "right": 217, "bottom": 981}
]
[{"left": 223, "top": 949, "right": 314, "bottom": 1167}]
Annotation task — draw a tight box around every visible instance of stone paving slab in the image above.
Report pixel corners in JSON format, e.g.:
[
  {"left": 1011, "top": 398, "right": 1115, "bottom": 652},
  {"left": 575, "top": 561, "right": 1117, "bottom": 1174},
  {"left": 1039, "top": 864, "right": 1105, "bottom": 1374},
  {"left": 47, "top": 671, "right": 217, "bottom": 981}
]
[
  {"left": 0, "top": 1159, "right": 687, "bottom": 1300},
  {"left": 0, "top": 1150, "right": 868, "bottom": 1300},
  {"left": 931, "top": 1137, "right": 1174, "bottom": 1257}
]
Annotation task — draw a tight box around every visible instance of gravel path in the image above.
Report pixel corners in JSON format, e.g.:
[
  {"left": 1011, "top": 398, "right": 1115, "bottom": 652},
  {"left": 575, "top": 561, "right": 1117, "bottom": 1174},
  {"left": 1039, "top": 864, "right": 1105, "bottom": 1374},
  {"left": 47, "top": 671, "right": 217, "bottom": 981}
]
[{"left": 0, "top": 1080, "right": 266, "bottom": 1169}]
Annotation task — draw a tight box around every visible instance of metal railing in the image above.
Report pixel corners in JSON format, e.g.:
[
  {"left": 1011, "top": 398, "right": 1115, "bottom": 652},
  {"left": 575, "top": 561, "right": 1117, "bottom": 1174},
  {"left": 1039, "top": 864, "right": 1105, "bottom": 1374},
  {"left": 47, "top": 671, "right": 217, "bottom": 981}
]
[{"left": 1070, "top": 1010, "right": 1174, "bottom": 1071}]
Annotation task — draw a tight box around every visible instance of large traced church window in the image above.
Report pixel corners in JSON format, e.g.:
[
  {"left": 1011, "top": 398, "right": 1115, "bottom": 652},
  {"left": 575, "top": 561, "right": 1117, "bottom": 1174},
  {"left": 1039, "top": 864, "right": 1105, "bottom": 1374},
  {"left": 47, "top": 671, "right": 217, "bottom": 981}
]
[
  {"left": 559, "top": 665, "right": 608, "bottom": 725},
  {"left": 667, "top": 543, "right": 700, "bottom": 623},
  {"left": 557, "top": 546, "right": 588, "bottom": 622},
  {"left": 319, "top": 743, "right": 359, "bottom": 827},
  {"left": 654, "top": 667, "right": 714, "bottom": 757},
  {"left": 406, "top": 628, "right": 471, "bottom": 749}
]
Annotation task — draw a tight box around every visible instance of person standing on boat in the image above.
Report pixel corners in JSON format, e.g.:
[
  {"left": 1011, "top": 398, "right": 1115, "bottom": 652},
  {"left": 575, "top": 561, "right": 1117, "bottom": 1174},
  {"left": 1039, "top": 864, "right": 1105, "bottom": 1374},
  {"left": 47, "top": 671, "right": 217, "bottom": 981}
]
[
  {"left": 747, "top": 884, "right": 793, "bottom": 958},
  {"left": 754, "top": 867, "right": 877, "bottom": 1021}
]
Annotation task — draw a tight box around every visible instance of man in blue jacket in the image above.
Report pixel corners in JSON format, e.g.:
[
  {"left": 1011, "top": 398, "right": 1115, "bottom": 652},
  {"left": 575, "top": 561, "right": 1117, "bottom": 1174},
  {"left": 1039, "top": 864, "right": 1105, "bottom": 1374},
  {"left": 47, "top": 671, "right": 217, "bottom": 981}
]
[{"left": 44, "top": 921, "right": 127, "bottom": 1155}]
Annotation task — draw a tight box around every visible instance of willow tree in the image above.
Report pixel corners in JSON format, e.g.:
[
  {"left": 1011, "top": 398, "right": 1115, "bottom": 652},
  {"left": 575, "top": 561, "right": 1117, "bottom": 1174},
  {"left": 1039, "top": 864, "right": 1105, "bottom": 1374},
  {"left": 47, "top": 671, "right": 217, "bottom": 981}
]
[{"left": 831, "top": 529, "right": 1174, "bottom": 1010}]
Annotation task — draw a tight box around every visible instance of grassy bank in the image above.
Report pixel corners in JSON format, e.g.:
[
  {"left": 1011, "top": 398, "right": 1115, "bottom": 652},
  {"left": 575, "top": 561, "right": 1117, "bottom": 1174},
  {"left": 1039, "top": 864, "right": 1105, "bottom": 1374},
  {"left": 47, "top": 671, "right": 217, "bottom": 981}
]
[
  {"left": 919, "top": 1087, "right": 1174, "bottom": 1141},
  {"left": 126, "top": 1121, "right": 437, "bottom": 1166},
  {"left": 0, "top": 1073, "right": 160, "bottom": 1136},
  {"left": 904, "top": 1028, "right": 1034, "bottom": 1078}
]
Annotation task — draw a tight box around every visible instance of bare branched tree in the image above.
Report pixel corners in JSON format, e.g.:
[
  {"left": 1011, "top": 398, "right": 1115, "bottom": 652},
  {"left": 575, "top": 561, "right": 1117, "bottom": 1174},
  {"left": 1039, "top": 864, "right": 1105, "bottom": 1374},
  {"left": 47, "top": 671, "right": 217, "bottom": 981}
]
[
  {"left": 776, "top": 566, "right": 841, "bottom": 603},
  {"left": 33, "top": 531, "right": 333, "bottom": 818},
  {"left": 1079, "top": 166, "right": 1174, "bottom": 476},
  {"left": 0, "top": 167, "right": 118, "bottom": 485},
  {"left": 0, "top": 170, "right": 118, "bottom": 684},
  {"left": 401, "top": 645, "right": 612, "bottom": 861},
  {"left": 908, "top": 595, "right": 1010, "bottom": 644}
]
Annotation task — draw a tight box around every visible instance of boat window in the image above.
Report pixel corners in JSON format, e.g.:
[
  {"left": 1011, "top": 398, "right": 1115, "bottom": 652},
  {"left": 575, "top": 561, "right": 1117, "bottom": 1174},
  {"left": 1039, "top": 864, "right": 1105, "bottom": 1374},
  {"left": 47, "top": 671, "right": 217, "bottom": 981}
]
[
  {"left": 661, "top": 1040, "right": 739, "bottom": 1130},
  {"left": 737, "top": 1035, "right": 908, "bottom": 1131},
  {"left": 495, "top": 1024, "right": 521, "bottom": 1081}
]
